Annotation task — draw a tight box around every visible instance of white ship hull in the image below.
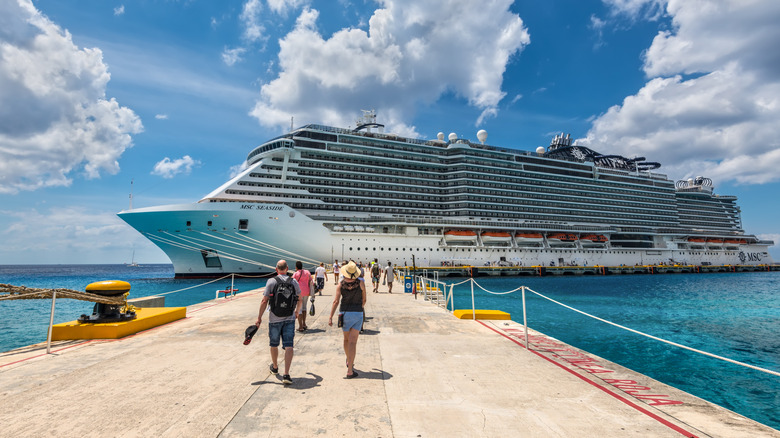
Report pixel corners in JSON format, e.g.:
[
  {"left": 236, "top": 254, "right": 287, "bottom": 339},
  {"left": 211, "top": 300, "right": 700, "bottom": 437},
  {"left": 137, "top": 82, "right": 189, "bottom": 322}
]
[{"left": 119, "top": 202, "right": 773, "bottom": 276}]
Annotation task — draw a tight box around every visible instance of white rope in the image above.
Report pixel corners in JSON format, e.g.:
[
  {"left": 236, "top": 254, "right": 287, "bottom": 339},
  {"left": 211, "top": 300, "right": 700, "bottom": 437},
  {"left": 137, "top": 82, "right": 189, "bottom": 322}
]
[
  {"left": 472, "top": 281, "right": 524, "bottom": 295},
  {"left": 153, "top": 275, "right": 233, "bottom": 297},
  {"left": 459, "top": 279, "right": 780, "bottom": 378},
  {"left": 522, "top": 286, "right": 780, "bottom": 378},
  {"left": 447, "top": 278, "right": 472, "bottom": 287}
]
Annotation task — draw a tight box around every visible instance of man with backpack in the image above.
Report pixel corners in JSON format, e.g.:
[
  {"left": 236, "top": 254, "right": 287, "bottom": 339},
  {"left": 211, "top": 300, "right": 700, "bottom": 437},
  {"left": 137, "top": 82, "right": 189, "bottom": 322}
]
[
  {"left": 255, "top": 260, "right": 302, "bottom": 385},
  {"left": 370, "top": 260, "right": 381, "bottom": 293}
]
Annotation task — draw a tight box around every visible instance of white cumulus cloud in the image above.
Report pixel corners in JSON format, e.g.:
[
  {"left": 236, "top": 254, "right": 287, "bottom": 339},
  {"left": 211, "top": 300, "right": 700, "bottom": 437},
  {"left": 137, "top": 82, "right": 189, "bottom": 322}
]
[
  {"left": 249, "top": 0, "right": 530, "bottom": 135},
  {"left": 114, "top": 5, "right": 125, "bottom": 16},
  {"left": 222, "top": 46, "right": 246, "bottom": 66},
  {"left": 152, "top": 155, "right": 200, "bottom": 179},
  {"left": 583, "top": 0, "right": 780, "bottom": 185},
  {"left": 240, "top": 0, "right": 265, "bottom": 43},
  {"left": 0, "top": 0, "right": 142, "bottom": 194},
  {"left": 0, "top": 206, "right": 165, "bottom": 263},
  {"left": 267, "top": 0, "right": 309, "bottom": 15}
]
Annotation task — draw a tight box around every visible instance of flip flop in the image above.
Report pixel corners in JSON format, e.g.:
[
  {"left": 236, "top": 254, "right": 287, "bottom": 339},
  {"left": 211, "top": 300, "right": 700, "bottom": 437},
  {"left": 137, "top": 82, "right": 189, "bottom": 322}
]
[{"left": 346, "top": 371, "right": 358, "bottom": 379}]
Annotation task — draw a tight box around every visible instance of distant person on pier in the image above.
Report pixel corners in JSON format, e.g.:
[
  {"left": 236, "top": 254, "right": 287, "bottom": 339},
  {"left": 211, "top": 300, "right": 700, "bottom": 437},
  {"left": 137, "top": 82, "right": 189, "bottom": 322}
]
[
  {"left": 382, "top": 261, "right": 395, "bottom": 293},
  {"left": 255, "top": 260, "right": 302, "bottom": 385},
  {"left": 314, "top": 262, "right": 328, "bottom": 295},
  {"left": 333, "top": 260, "right": 340, "bottom": 284},
  {"left": 370, "top": 260, "right": 382, "bottom": 293},
  {"left": 292, "top": 261, "right": 313, "bottom": 332},
  {"left": 329, "top": 261, "right": 366, "bottom": 379}
]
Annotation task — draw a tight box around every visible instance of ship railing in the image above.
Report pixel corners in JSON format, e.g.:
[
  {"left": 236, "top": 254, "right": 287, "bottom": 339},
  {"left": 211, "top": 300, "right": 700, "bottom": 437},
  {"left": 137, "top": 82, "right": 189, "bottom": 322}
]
[
  {"left": 424, "top": 277, "right": 780, "bottom": 379},
  {"left": 318, "top": 215, "right": 615, "bottom": 233}
]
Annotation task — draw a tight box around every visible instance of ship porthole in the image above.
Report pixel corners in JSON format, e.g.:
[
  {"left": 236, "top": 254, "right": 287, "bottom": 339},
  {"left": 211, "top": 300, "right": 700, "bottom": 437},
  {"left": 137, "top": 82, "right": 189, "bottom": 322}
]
[{"left": 289, "top": 211, "right": 295, "bottom": 218}]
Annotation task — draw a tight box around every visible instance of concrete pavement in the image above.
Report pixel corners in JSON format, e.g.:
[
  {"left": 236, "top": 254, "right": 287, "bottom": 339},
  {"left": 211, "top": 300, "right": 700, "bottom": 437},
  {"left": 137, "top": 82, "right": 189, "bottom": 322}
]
[{"left": 1, "top": 279, "right": 777, "bottom": 437}]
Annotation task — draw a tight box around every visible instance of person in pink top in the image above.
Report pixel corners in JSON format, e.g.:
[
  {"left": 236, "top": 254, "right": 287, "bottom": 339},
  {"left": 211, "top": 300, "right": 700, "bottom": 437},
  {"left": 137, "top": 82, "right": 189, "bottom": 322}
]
[{"left": 293, "top": 260, "right": 314, "bottom": 331}]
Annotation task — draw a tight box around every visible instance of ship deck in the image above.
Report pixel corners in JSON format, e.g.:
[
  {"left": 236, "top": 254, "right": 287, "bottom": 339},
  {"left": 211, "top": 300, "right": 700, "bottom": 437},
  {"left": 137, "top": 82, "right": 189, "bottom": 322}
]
[{"left": 1, "top": 281, "right": 776, "bottom": 437}]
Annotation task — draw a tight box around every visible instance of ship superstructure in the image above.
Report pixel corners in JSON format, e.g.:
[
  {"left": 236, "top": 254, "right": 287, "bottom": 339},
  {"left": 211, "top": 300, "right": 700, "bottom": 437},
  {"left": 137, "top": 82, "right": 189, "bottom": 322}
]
[{"left": 119, "top": 111, "right": 773, "bottom": 276}]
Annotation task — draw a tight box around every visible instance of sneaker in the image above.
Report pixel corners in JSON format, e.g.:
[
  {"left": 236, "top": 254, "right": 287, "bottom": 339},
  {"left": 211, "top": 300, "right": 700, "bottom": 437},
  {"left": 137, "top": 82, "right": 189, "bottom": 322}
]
[
  {"left": 269, "top": 364, "right": 278, "bottom": 374},
  {"left": 282, "top": 374, "right": 293, "bottom": 385}
]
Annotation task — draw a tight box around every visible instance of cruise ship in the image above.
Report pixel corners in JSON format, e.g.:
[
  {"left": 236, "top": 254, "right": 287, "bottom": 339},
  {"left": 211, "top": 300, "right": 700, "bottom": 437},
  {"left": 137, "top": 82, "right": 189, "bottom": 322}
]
[{"left": 118, "top": 111, "right": 774, "bottom": 277}]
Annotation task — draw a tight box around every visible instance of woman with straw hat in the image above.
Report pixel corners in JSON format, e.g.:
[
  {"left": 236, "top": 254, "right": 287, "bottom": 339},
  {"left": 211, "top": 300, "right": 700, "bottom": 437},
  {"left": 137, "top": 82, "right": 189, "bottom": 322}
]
[{"left": 329, "top": 261, "right": 366, "bottom": 378}]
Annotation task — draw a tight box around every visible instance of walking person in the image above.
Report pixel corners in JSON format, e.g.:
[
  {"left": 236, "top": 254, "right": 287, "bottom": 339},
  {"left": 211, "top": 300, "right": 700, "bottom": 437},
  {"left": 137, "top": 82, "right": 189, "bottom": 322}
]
[
  {"left": 370, "top": 260, "right": 381, "bottom": 293},
  {"left": 292, "top": 261, "right": 313, "bottom": 332},
  {"left": 329, "top": 261, "right": 366, "bottom": 379},
  {"left": 333, "top": 260, "right": 340, "bottom": 284},
  {"left": 382, "top": 261, "right": 396, "bottom": 293},
  {"left": 255, "top": 260, "right": 302, "bottom": 385},
  {"left": 314, "top": 262, "right": 328, "bottom": 295}
]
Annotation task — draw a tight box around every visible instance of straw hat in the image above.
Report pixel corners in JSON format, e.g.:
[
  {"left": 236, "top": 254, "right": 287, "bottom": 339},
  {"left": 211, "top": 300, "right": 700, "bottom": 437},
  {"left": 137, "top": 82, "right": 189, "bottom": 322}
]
[{"left": 343, "top": 261, "right": 359, "bottom": 279}]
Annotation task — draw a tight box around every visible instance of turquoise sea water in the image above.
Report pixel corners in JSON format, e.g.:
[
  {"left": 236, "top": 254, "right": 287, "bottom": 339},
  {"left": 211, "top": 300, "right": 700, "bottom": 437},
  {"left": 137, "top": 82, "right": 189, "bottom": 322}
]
[
  {"left": 0, "top": 264, "right": 270, "bottom": 353},
  {"left": 443, "top": 272, "right": 780, "bottom": 430},
  {"left": 1, "top": 265, "right": 778, "bottom": 429}
]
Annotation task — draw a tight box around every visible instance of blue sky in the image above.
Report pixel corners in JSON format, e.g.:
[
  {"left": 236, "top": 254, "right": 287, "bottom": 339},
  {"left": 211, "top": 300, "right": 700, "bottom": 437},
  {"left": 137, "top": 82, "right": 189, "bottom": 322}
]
[{"left": 0, "top": 0, "right": 778, "bottom": 264}]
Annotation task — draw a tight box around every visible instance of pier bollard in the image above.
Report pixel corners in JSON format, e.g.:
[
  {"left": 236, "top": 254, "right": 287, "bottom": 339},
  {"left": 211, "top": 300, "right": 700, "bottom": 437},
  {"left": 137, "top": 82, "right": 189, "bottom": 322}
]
[{"left": 78, "top": 280, "right": 136, "bottom": 324}]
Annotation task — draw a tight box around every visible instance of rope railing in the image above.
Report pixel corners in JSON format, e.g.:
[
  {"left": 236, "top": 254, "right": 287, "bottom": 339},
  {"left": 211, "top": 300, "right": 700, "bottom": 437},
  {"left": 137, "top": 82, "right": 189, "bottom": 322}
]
[
  {"left": 0, "top": 273, "right": 274, "bottom": 355},
  {"left": 431, "top": 277, "right": 780, "bottom": 378},
  {"left": 0, "top": 284, "right": 125, "bottom": 305}
]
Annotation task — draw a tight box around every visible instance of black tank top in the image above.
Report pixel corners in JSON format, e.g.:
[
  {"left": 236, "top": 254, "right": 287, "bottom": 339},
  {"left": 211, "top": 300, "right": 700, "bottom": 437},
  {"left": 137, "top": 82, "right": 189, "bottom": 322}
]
[{"left": 339, "top": 280, "right": 363, "bottom": 312}]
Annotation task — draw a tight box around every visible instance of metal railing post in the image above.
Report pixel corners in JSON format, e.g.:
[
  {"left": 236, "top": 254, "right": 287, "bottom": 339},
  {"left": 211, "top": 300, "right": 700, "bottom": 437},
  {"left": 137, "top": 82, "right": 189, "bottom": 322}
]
[
  {"left": 450, "top": 284, "right": 455, "bottom": 312},
  {"left": 470, "top": 278, "right": 476, "bottom": 320},
  {"left": 46, "top": 291, "right": 57, "bottom": 354},
  {"left": 231, "top": 273, "right": 235, "bottom": 296},
  {"left": 522, "top": 286, "right": 529, "bottom": 349}
]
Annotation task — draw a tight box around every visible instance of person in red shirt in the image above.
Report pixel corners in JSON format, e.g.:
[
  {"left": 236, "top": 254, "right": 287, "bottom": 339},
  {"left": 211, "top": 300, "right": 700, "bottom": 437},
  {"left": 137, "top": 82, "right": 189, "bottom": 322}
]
[{"left": 292, "top": 260, "right": 314, "bottom": 331}]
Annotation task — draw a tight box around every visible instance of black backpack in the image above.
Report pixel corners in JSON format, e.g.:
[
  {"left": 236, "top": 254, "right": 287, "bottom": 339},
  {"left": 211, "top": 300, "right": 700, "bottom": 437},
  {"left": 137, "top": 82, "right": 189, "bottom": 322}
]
[
  {"left": 269, "top": 276, "right": 298, "bottom": 317},
  {"left": 372, "top": 264, "right": 380, "bottom": 276}
]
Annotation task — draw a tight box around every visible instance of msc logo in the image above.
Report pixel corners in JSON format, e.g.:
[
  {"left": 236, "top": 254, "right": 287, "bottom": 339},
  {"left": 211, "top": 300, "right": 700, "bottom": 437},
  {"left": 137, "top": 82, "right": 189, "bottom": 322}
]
[{"left": 738, "top": 251, "right": 762, "bottom": 263}]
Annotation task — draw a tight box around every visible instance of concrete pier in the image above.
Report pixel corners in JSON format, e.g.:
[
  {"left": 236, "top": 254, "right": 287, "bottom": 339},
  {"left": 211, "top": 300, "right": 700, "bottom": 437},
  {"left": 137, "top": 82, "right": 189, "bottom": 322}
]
[{"left": 1, "top": 281, "right": 777, "bottom": 437}]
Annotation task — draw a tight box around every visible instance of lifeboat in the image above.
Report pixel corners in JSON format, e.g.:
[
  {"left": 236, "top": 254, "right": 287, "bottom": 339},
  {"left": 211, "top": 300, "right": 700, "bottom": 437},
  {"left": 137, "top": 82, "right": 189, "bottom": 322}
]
[
  {"left": 687, "top": 237, "right": 706, "bottom": 248},
  {"left": 547, "top": 233, "right": 578, "bottom": 246},
  {"left": 515, "top": 232, "right": 544, "bottom": 246},
  {"left": 724, "top": 238, "right": 746, "bottom": 245},
  {"left": 481, "top": 231, "right": 512, "bottom": 246},
  {"left": 580, "top": 234, "right": 608, "bottom": 247},
  {"left": 444, "top": 230, "right": 478, "bottom": 244},
  {"left": 706, "top": 238, "right": 723, "bottom": 249}
]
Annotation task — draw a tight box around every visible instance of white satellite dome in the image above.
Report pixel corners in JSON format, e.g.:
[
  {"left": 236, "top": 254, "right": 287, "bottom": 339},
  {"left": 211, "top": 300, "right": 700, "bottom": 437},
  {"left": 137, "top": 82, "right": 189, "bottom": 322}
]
[
  {"left": 477, "top": 129, "right": 487, "bottom": 144},
  {"left": 448, "top": 132, "right": 458, "bottom": 142},
  {"left": 437, "top": 132, "right": 445, "bottom": 141},
  {"left": 536, "top": 146, "right": 545, "bottom": 155}
]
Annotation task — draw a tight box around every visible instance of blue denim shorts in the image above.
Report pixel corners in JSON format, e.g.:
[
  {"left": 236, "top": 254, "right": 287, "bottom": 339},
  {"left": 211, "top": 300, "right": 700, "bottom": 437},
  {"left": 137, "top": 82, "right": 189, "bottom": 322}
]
[
  {"left": 268, "top": 319, "right": 295, "bottom": 348},
  {"left": 342, "top": 311, "right": 363, "bottom": 332}
]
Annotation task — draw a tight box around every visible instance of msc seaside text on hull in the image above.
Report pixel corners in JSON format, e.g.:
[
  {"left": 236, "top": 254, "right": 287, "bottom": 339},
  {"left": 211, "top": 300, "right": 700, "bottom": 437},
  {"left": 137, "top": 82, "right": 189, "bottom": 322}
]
[{"left": 118, "top": 111, "right": 774, "bottom": 277}]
